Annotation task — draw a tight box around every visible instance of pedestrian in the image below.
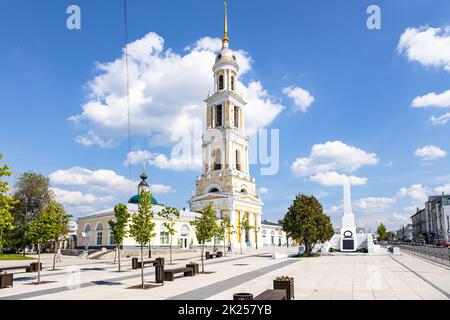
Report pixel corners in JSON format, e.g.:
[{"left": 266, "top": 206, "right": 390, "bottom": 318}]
[
  {"left": 227, "top": 242, "right": 232, "bottom": 253},
  {"left": 56, "top": 248, "right": 62, "bottom": 263}
]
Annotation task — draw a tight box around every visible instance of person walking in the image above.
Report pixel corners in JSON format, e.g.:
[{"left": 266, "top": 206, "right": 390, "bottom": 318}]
[
  {"left": 227, "top": 242, "right": 232, "bottom": 253},
  {"left": 56, "top": 248, "right": 62, "bottom": 263}
]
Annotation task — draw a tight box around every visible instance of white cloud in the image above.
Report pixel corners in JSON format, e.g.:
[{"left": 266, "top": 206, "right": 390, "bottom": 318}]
[
  {"left": 430, "top": 112, "right": 450, "bottom": 125},
  {"left": 397, "top": 184, "right": 429, "bottom": 203},
  {"left": 398, "top": 26, "right": 450, "bottom": 71},
  {"left": 353, "top": 197, "right": 397, "bottom": 212},
  {"left": 435, "top": 184, "right": 450, "bottom": 194},
  {"left": 124, "top": 150, "right": 155, "bottom": 166},
  {"left": 70, "top": 32, "right": 283, "bottom": 148},
  {"left": 390, "top": 212, "right": 410, "bottom": 223},
  {"left": 291, "top": 141, "right": 379, "bottom": 177},
  {"left": 51, "top": 187, "right": 113, "bottom": 206},
  {"left": 282, "top": 86, "right": 315, "bottom": 112},
  {"left": 415, "top": 145, "right": 447, "bottom": 161},
  {"left": 258, "top": 187, "right": 269, "bottom": 194},
  {"left": 412, "top": 90, "right": 450, "bottom": 108},
  {"left": 151, "top": 153, "right": 202, "bottom": 171},
  {"left": 49, "top": 167, "right": 173, "bottom": 195},
  {"left": 310, "top": 171, "right": 367, "bottom": 187}
]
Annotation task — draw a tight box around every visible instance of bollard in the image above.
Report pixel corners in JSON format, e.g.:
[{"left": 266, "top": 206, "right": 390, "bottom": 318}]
[
  {"left": 132, "top": 257, "right": 138, "bottom": 270},
  {"left": 155, "top": 257, "right": 165, "bottom": 284}
]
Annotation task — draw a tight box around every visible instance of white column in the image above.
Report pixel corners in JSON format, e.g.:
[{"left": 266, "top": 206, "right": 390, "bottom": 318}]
[
  {"left": 248, "top": 213, "right": 255, "bottom": 247},
  {"left": 256, "top": 213, "right": 262, "bottom": 249},
  {"left": 245, "top": 147, "right": 249, "bottom": 173}
]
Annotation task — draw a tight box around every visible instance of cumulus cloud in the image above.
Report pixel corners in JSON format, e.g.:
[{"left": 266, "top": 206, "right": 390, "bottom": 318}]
[
  {"left": 398, "top": 26, "right": 450, "bottom": 71},
  {"left": 151, "top": 153, "right": 202, "bottom": 171},
  {"left": 124, "top": 150, "right": 155, "bottom": 166},
  {"left": 412, "top": 90, "right": 450, "bottom": 108},
  {"left": 397, "top": 184, "right": 429, "bottom": 203},
  {"left": 258, "top": 187, "right": 269, "bottom": 194},
  {"left": 430, "top": 112, "right": 450, "bottom": 125},
  {"left": 290, "top": 141, "right": 378, "bottom": 186},
  {"left": 70, "top": 32, "right": 283, "bottom": 148},
  {"left": 310, "top": 171, "right": 368, "bottom": 187},
  {"left": 390, "top": 212, "right": 410, "bottom": 222},
  {"left": 353, "top": 197, "right": 397, "bottom": 212},
  {"left": 51, "top": 187, "right": 114, "bottom": 206},
  {"left": 435, "top": 184, "right": 450, "bottom": 194},
  {"left": 282, "top": 86, "right": 315, "bottom": 112},
  {"left": 49, "top": 167, "right": 173, "bottom": 215},
  {"left": 414, "top": 145, "right": 447, "bottom": 161}
]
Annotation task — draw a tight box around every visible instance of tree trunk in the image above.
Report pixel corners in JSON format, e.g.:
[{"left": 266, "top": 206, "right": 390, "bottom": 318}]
[
  {"left": 52, "top": 239, "right": 57, "bottom": 271},
  {"left": 148, "top": 240, "right": 152, "bottom": 258},
  {"left": 118, "top": 246, "right": 121, "bottom": 272},
  {"left": 140, "top": 244, "right": 144, "bottom": 288},
  {"left": 37, "top": 244, "right": 41, "bottom": 284},
  {"left": 169, "top": 234, "right": 173, "bottom": 265},
  {"left": 0, "top": 230, "right": 3, "bottom": 256},
  {"left": 201, "top": 242, "right": 204, "bottom": 274},
  {"left": 113, "top": 246, "right": 117, "bottom": 264},
  {"left": 223, "top": 239, "right": 226, "bottom": 257}
]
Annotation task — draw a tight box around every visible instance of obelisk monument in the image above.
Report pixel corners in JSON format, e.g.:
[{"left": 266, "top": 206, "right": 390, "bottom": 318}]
[{"left": 340, "top": 178, "right": 357, "bottom": 251}]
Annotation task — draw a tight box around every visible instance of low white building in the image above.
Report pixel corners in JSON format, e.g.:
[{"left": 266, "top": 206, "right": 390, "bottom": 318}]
[{"left": 260, "top": 220, "right": 290, "bottom": 247}]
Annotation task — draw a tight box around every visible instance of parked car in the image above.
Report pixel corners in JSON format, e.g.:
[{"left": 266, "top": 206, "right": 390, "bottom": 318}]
[{"left": 432, "top": 240, "right": 450, "bottom": 247}]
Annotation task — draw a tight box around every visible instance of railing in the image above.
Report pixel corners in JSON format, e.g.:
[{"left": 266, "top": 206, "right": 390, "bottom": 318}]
[{"left": 387, "top": 242, "right": 450, "bottom": 266}]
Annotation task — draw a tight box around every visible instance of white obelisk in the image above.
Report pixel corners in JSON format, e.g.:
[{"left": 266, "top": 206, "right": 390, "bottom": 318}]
[{"left": 340, "top": 178, "right": 357, "bottom": 251}]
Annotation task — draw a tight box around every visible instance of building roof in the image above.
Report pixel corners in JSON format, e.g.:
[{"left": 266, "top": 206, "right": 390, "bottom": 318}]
[
  {"left": 128, "top": 194, "right": 158, "bottom": 205},
  {"left": 261, "top": 220, "right": 281, "bottom": 227}
]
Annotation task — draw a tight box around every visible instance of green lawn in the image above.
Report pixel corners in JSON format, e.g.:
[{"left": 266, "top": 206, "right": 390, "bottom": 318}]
[{"left": 0, "top": 254, "right": 35, "bottom": 261}]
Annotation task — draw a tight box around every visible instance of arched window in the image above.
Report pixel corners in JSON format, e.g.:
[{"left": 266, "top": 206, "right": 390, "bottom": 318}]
[
  {"left": 236, "top": 149, "right": 241, "bottom": 171},
  {"left": 262, "top": 230, "right": 267, "bottom": 238},
  {"left": 160, "top": 225, "right": 169, "bottom": 245},
  {"left": 213, "top": 149, "right": 222, "bottom": 170},
  {"left": 219, "top": 75, "right": 224, "bottom": 90},
  {"left": 180, "top": 225, "right": 190, "bottom": 237},
  {"left": 96, "top": 223, "right": 103, "bottom": 246},
  {"left": 215, "top": 105, "right": 223, "bottom": 127},
  {"left": 109, "top": 230, "right": 114, "bottom": 245},
  {"left": 208, "top": 188, "right": 220, "bottom": 193},
  {"left": 83, "top": 224, "right": 91, "bottom": 233},
  {"left": 234, "top": 106, "right": 239, "bottom": 128},
  {"left": 231, "top": 76, "right": 235, "bottom": 91}
]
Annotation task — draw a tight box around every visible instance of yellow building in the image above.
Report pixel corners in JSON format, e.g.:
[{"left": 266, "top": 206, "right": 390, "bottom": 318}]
[{"left": 188, "top": 1, "right": 263, "bottom": 249}]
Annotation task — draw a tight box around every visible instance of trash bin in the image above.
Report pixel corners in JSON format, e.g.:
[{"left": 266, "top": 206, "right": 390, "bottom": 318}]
[
  {"left": 233, "top": 293, "right": 253, "bottom": 300},
  {"left": 155, "top": 257, "right": 165, "bottom": 284},
  {"left": 132, "top": 257, "right": 138, "bottom": 270}
]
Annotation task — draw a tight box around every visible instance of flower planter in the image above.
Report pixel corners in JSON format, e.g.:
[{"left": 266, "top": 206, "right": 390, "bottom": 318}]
[
  {"left": 273, "top": 279, "right": 294, "bottom": 300},
  {"left": 233, "top": 293, "right": 253, "bottom": 300},
  {"left": 0, "top": 274, "right": 13, "bottom": 289}
]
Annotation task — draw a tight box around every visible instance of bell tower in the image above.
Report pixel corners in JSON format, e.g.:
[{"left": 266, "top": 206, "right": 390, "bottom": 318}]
[{"left": 189, "top": 0, "right": 263, "bottom": 250}]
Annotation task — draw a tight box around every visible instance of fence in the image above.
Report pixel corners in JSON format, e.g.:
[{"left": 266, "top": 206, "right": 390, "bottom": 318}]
[{"left": 388, "top": 242, "right": 450, "bottom": 266}]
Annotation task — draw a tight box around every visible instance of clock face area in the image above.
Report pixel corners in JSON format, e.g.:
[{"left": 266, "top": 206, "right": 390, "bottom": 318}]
[{"left": 344, "top": 230, "right": 353, "bottom": 239}]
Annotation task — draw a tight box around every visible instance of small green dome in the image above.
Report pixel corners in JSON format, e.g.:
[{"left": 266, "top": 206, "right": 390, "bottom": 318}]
[{"left": 128, "top": 194, "right": 158, "bottom": 205}]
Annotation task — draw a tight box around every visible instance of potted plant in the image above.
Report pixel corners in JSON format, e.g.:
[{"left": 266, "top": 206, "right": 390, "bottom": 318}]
[
  {"left": 186, "top": 261, "right": 199, "bottom": 275},
  {"left": 273, "top": 275, "right": 294, "bottom": 300}
]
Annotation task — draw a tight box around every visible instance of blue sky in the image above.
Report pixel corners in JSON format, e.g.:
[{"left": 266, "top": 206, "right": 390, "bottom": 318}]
[{"left": 1, "top": 0, "right": 450, "bottom": 231}]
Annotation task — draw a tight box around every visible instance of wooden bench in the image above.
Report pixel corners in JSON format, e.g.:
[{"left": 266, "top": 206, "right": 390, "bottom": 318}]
[
  {"left": 137, "top": 260, "right": 156, "bottom": 269},
  {"left": 163, "top": 267, "right": 194, "bottom": 281},
  {"left": 0, "top": 266, "right": 28, "bottom": 273},
  {"left": 206, "top": 251, "right": 223, "bottom": 260},
  {"left": 254, "top": 289, "right": 287, "bottom": 300}
]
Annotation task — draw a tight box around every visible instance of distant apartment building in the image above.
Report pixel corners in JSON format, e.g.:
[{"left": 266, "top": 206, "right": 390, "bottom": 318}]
[{"left": 411, "top": 193, "right": 450, "bottom": 243}]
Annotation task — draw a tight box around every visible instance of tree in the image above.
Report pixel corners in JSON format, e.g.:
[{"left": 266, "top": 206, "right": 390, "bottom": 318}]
[
  {"left": 129, "top": 189, "right": 155, "bottom": 288},
  {"left": 11, "top": 172, "right": 52, "bottom": 254},
  {"left": 239, "top": 215, "right": 253, "bottom": 254},
  {"left": 0, "top": 153, "right": 16, "bottom": 255},
  {"left": 47, "top": 200, "right": 71, "bottom": 271},
  {"left": 27, "top": 202, "right": 59, "bottom": 284},
  {"left": 376, "top": 223, "right": 388, "bottom": 241},
  {"left": 158, "top": 206, "right": 180, "bottom": 265},
  {"left": 108, "top": 203, "right": 130, "bottom": 272},
  {"left": 215, "top": 215, "right": 232, "bottom": 256},
  {"left": 190, "top": 203, "right": 218, "bottom": 274},
  {"left": 279, "top": 194, "right": 334, "bottom": 256}
]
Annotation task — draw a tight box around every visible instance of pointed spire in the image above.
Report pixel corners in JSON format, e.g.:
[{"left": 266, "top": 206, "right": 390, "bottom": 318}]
[{"left": 222, "top": 0, "right": 229, "bottom": 47}]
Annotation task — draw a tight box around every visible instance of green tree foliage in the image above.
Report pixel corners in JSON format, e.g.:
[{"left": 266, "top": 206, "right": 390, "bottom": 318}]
[
  {"left": 376, "top": 223, "right": 388, "bottom": 241},
  {"left": 11, "top": 172, "right": 52, "bottom": 253},
  {"left": 46, "top": 200, "right": 71, "bottom": 271},
  {"left": 27, "top": 201, "right": 62, "bottom": 284},
  {"left": 0, "top": 153, "right": 17, "bottom": 255},
  {"left": 239, "top": 216, "right": 253, "bottom": 254},
  {"left": 129, "top": 189, "right": 155, "bottom": 288},
  {"left": 108, "top": 203, "right": 130, "bottom": 272},
  {"left": 279, "top": 193, "right": 334, "bottom": 256},
  {"left": 215, "top": 215, "right": 232, "bottom": 256},
  {"left": 158, "top": 206, "right": 180, "bottom": 265},
  {"left": 190, "top": 203, "right": 218, "bottom": 273}
]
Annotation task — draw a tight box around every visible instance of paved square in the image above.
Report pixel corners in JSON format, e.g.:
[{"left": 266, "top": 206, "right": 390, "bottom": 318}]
[{"left": 0, "top": 248, "right": 448, "bottom": 300}]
